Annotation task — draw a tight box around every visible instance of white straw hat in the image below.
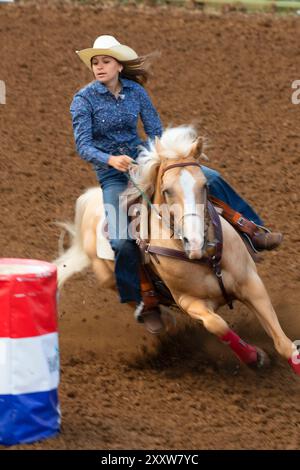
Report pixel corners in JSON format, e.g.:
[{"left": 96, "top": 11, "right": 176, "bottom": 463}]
[{"left": 76, "top": 35, "right": 138, "bottom": 70}]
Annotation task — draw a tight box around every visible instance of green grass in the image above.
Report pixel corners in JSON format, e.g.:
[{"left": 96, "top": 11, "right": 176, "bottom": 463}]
[{"left": 12, "top": 0, "right": 300, "bottom": 13}]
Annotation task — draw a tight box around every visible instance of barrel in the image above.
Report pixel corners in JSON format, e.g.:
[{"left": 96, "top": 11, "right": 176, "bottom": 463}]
[{"left": 0, "top": 258, "right": 60, "bottom": 446}]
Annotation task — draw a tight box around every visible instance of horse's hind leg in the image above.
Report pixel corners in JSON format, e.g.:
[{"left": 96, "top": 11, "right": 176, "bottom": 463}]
[
  {"left": 92, "top": 257, "right": 115, "bottom": 289},
  {"left": 175, "top": 293, "right": 264, "bottom": 368},
  {"left": 81, "top": 216, "right": 115, "bottom": 290},
  {"left": 240, "top": 272, "right": 300, "bottom": 375}
]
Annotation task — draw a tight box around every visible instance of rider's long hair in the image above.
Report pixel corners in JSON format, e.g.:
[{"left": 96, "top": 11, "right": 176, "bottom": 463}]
[{"left": 118, "top": 51, "right": 160, "bottom": 86}]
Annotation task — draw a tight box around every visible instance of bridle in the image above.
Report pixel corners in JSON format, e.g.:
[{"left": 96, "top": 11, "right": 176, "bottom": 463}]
[{"left": 161, "top": 161, "right": 209, "bottom": 244}]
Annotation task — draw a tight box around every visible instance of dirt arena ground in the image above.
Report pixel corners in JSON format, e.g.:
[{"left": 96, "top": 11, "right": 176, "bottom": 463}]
[{"left": 1, "top": 1, "right": 300, "bottom": 450}]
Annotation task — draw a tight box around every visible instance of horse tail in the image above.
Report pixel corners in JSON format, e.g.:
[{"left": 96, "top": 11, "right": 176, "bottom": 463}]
[{"left": 53, "top": 189, "right": 96, "bottom": 288}]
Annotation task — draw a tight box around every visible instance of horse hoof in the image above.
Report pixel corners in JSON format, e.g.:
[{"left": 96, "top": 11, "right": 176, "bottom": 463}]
[{"left": 248, "top": 347, "right": 270, "bottom": 370}]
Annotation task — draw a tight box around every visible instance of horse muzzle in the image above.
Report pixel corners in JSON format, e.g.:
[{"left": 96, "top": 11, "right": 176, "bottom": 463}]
[{"left": 183, "top": 237, "right": 204, "bottom": 259}]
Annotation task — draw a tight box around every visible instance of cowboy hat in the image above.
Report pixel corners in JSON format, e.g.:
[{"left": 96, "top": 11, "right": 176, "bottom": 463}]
[{"left": 76, "top": 35, "right": 138, "bottom": 70}]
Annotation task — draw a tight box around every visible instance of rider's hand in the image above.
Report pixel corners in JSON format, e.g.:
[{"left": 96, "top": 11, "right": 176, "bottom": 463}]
[{"left": 108, "top": 155, "right": 134, "bottom": 172}]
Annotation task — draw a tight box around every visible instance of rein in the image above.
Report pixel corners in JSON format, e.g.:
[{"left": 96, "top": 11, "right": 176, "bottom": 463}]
[
  {"left": 126, "top": 161, "right": 233, "bottom": 309},
  {"left": 125, "top": 170, "right": 183, "bottom": 240}
]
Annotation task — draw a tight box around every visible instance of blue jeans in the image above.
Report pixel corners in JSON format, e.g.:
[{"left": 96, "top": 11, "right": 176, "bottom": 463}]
[
  {"left": 101, "top": 179, "right": 142, "bottom": 303},
  {"left": 201, "top": 166, "right": 263, "bottom": 225},
  {"left": 100, "top": 168, "right": 263, "bottom": 303}
]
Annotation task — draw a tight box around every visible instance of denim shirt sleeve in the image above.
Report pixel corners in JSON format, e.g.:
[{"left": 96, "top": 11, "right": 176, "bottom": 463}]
[
  {"left": 70, "top": 95, "right": 110, "bottom": 167},
  {"left": 138, "top": 86, "right": 163, "bottom": 145}
]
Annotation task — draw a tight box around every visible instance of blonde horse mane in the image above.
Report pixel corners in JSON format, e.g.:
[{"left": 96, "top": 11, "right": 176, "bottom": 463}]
[{"left": 123, "top": 125, "right": 207, "bottom": 204}]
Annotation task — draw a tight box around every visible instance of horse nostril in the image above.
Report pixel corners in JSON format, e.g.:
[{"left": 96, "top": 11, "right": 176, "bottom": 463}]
[{"left": 183, "top": 237, "right": 189, "bottom": 245}]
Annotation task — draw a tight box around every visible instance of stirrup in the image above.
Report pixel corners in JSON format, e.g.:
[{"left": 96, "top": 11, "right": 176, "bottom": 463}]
[
  {"left": 243, "top": 233, "right": 259, "bottom": 254},
  {"left": 243, "top": 223, "right": 272, "bottom": 253},
  {"left": 134, "top": 302, "right": 165, "bottom": 335},
  {"left": 135, "top": 301, "right": 161, "bottom": 323},
  {"left": 255, "top": 224, "right": 271, "bottom": 234}
]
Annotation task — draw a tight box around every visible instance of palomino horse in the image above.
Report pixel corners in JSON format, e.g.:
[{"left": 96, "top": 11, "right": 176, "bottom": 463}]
[{"left": 54, "top": 125, "right": 300, "bottom": 376}]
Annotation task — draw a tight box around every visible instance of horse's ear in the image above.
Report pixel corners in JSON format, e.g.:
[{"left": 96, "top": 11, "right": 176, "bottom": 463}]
[
  {"left": 191, "top": 136, "right": 208, "bottom": 161},
  {"left": 188, "top": 136, "right": 203, "bottom": 159}
]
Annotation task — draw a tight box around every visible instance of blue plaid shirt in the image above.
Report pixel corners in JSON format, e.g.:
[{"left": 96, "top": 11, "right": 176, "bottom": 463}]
[{"left": 70, "top": 77, "right": 163, "bottom": 184}]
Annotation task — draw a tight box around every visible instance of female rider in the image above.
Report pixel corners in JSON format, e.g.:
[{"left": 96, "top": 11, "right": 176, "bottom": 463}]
[{"left": 70, "top": 35, "right": 282, "bottom": 335}]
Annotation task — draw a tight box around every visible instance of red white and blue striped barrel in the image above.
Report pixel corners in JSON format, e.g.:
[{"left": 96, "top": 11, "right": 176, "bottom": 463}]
[{"left": 0, "top": 258, "right": 60, "bottom": 446}]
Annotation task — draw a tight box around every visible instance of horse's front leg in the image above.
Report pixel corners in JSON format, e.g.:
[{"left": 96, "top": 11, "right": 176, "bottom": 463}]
[
  {"left": 173, "top": 293, "right": 267, "bottom": 369},
  {"left": 239, "top": 272, "right": 300, "bottom": 376}
]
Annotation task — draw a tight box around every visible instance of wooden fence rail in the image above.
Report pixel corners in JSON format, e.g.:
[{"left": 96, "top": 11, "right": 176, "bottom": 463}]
[{"left": 194, "top": 0, "right": 300, "bottom": 11}]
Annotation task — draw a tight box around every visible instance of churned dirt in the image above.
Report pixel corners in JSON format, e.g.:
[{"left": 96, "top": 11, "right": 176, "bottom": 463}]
[{"left": 1, "top": 1, "right": 300, "bottom": 450}]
